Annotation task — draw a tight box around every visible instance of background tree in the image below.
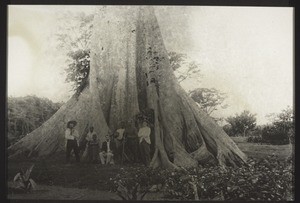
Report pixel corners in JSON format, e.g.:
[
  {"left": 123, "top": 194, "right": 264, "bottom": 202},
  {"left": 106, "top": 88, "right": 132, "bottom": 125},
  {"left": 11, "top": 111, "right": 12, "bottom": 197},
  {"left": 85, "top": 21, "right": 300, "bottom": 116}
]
[
  {"left": 176, "top": 61, "right": 203, "bottom": 83},
  {"left": 168, "top": 51, "right": 187, "bottom": 71},
  {"left": 168, "top": 52, "right": 202, "bottom": 83},
  {"left": 55, "top": 11, "right": 94, "bottom": 94},
  {"left": 188, "top": 88, "right": 228, "bottom": 116},
  {"left": 272, "top": 106, "right": 294, "bottom": 134},
  {"left": 261, "top": 106, "right": 294, "bottom": 145},
  {"left": 225, "top": 110, "right": 257, "bottom": 137},
  {"left": 168, "top": 51, "right": 228, "bottom": 123},
  {"left": 7, "top": 96, "right": 63, "bottom": 146}
]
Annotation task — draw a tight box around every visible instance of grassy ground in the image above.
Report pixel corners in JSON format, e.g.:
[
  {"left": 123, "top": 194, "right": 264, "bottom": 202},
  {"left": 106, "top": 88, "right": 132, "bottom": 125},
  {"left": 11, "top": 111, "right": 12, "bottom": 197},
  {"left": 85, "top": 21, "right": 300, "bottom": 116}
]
[
  {"left": 7, "top": 137, "right": 293, "bottom": 200},
  {"left": 231, "top": 136, "right": 292, "bottom": 160}
]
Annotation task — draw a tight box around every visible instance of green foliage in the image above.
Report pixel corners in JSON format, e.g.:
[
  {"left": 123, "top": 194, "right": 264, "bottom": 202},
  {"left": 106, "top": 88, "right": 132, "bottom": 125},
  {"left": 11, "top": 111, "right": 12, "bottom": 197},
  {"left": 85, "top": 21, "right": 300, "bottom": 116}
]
[
  {"left": 261, "top": 125, "right": 290, "bottom": 145},
  {"left": 189, "top": 88, "right": 228, "bottom": 115},
  {"left": 55, "top": 12, "right": 94, "bottom": 93},
  {"left": 177, "top": 61, "right": 202, "bottom": 83},
  {"left": 114, "top": 182, "right": 148, "bottom": 200},
  {"left": 226, "top": 110, "right": 257, "bottom": 136},
  {"left": 168, "top": 51, "right": 202, "bottom": 83},
  {"left": 65, "top": 49, "right": 90, "bottom": 94},
  {"left": 109, "top": 166, "right": 169, "bottom": 199},
  {"left": 247, "top": 106, "right": 294, "bottom": 145},
  {"left": 7, "top": 96, "right": 63, "bottom": 146},
  {"left": 168, "top": 51, "right": 187, "bottom": 71},
  {"left": 163, "top": 156, "right": 293, "bottom": 201},
  {"left": 107, "top": 156, "right": 293, "bottom": 201},
  {"left": 12, "top": 164, "right": 37, "bottom": 192},
  {"left": 247, "top": 135, "right": 263, "bottom": 143},
  {"left": 246, "top": 127, "right": 263, "bottom": 143},
  {"left": 268, "top": 106, "right": 294, "bottom": 144}
]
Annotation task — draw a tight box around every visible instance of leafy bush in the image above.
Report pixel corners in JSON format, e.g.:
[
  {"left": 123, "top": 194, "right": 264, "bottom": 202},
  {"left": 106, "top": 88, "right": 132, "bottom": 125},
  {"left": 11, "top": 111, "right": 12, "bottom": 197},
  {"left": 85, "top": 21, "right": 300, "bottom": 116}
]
[
  {"left": 261, "top": 125, "right": 289, "bottom": 145},
  {"left": 108, "top": 156, "right": 293, "bottom": 201},
  {"left": 247, "top": 136, "right": 263, "bottom": 143},
  {"left": 109, "top": 166, "right": 170, "bottom": 200},
  {"left": 260, "top": 106, "right": 294, "bottom": 145},
  {"left": 163, "top": 156, "right": 293, "bottom": 201}
]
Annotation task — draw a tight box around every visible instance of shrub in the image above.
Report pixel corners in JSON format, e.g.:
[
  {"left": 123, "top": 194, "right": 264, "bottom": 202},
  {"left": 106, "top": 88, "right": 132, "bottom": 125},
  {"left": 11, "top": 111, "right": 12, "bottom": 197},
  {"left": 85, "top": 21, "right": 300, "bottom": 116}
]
[
  {"left": 247, "top": 136, "right": 263, "bottom": 143},
  {"left": 108, "top": 156, "right": 293, "bottom": 201},
  {"left": 163, "top": 156, "right": 293, "bottom": 201},
  {"left": 109, "top": 166, "right": 170, "bottom": 200},
  {"left": 261, "top": 125, "right": 289, "bottom": 145}
]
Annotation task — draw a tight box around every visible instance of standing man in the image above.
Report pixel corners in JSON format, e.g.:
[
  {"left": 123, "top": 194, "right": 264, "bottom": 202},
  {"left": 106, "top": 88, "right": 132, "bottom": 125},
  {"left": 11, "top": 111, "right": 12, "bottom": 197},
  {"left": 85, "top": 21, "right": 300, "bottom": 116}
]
[
  {"left": 124, "top": 119, "right": 139, "bottom": 163},
  {"left": 65, "top": 120, "right": 80, "bottom": 163},
  {"left": 138, "top": 121, "right": 151, "bottom": 166},
  {"left": 86, "top": 126, "right": 97, "bottom": 162},
  {"left": 100, "top": 135, "right": 116, "bottom": 165},
  {"left": 114, "top": 121, "right": 125, "bottom": 162},
  {"left": 89, "top": 133, "right": 100, "bottom": 163}
]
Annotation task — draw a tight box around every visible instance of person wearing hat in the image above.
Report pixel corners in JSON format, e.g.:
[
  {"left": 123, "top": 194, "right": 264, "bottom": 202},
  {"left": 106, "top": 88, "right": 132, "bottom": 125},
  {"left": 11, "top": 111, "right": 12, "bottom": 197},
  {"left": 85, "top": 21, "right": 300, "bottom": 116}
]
[
  {"left": 65, "top": 120, "right": 80, "bottom": 163},
  {"left": 138, "top": 121, "right": 151, "bottom": 166},
  {"left": 100, "top": 134, "right": 116, "bottom": 165}
]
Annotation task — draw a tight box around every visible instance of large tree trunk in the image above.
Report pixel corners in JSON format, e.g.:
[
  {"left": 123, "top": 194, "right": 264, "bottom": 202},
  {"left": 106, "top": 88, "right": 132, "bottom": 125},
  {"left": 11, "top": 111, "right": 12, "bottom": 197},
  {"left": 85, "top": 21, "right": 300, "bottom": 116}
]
[{"left": 8, "top": 6, "right": 247, "bottom": 168}]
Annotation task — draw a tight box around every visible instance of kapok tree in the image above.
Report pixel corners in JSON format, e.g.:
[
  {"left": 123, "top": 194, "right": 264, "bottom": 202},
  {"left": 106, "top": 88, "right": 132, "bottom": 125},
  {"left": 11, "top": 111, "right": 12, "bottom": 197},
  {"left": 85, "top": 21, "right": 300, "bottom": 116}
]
[{"left": 8, "top": 6, "right": 247, "bottom": 168}]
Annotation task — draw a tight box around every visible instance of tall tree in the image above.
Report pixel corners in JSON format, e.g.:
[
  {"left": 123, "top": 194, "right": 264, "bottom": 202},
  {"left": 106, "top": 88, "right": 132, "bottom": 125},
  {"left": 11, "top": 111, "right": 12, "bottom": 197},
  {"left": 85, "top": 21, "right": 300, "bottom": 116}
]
[{"left": 8, "top": 6, "right": 246, "bottom": 168}]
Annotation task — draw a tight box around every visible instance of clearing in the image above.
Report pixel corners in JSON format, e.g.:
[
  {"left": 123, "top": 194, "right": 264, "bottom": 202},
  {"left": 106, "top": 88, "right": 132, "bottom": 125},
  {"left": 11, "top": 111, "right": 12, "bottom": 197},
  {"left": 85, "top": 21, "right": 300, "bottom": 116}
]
[{"left": 7, "top": 137, "right": 293, "bottom": 200}]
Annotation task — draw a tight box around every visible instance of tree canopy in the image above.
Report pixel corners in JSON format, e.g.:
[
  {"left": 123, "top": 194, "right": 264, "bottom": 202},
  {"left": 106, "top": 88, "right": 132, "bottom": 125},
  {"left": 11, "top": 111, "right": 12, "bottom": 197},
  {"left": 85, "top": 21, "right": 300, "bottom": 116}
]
[
  {"left": 225, "top": 110, "right": 257, "bottom": 136},
  {"left": 7, "top": 96, "right": 63, "bottom": 146},
  {"left": 55, "top": 12, "right": 94, "bottom": 94},
  {"left": 189, "top": 88, "right": 228, "bottom": 116}
]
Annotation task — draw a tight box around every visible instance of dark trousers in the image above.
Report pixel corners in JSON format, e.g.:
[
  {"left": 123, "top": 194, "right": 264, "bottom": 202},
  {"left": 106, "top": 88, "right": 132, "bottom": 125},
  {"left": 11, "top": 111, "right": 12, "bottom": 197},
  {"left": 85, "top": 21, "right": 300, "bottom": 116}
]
[
  {"left": 66, "top": 140, "right": 80, "bottom": 163},
  {"left": 79, "top": 139, "right": 87, "bottom": 154},
  {"left": 115, "top": 140, "right": 123, "bottom": 163},
  {"left": 139, "top": 140, "right": 150, "bottom": 166},
  {"left": 88, "top": 143, "right": 99, "bottom": 163},
  {"left": 126, "top": 138, "right": 139, "bottom": 163}
]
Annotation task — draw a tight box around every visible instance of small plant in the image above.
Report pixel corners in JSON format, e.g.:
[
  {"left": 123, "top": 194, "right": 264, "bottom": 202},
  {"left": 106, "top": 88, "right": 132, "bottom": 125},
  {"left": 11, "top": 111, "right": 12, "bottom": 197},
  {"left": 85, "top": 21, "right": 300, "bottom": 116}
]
[
  {"left": 13, "top": 164, "right": 37, "bottom": 192},
  {"left": 115, "top": 182, "right": 148, "bottom": 200}
]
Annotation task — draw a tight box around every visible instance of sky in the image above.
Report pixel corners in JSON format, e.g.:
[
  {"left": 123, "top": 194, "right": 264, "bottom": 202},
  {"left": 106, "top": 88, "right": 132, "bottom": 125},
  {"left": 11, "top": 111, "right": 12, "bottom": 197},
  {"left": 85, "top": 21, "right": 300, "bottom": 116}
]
[{"left": 7, "top": 6, "right": 293, "bottom": 125}]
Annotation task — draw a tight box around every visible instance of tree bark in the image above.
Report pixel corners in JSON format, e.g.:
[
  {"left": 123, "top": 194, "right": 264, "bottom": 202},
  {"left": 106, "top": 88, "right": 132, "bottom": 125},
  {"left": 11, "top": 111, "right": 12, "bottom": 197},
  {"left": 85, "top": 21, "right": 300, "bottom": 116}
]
[{"left": 8, "top": 6, "right": 247, "bottom": 168}]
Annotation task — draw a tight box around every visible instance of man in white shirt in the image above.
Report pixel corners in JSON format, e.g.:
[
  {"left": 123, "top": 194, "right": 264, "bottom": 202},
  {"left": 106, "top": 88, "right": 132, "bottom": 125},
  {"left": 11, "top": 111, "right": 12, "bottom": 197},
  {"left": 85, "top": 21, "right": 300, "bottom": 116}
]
[
  {"left": 138, "top": 121, "right": 151, "bottom": 166},
  {"left": 65, "top": 120, "right": 80, "bottom": 163}
]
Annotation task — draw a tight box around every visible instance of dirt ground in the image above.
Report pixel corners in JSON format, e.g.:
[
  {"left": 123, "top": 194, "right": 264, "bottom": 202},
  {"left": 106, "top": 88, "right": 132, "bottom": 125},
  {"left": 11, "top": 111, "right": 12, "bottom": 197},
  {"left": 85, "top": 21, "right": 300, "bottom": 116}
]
[
  {"left": 7, "top": 181, "right": 163, "bottom": 200},
  {"left": 6, "top": 137, "right": 293, "bottom": 200}
]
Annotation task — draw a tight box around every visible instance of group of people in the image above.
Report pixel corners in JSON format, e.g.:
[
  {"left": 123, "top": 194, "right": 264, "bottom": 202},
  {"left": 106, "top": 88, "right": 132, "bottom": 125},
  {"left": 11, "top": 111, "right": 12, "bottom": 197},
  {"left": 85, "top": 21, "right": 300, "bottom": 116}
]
[{"left": 64, "top": 118, "right": 152, "bottom": 166}]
